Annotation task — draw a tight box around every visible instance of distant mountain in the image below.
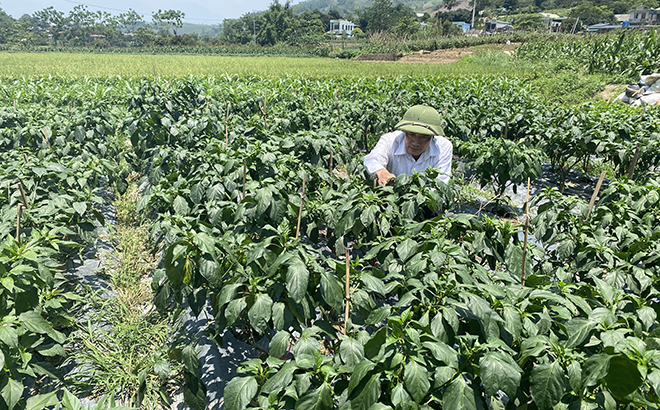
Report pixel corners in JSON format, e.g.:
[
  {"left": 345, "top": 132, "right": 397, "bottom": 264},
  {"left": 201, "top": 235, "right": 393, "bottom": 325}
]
[{"left": 291, "top": 0, "right": 449, "bottom": 16}]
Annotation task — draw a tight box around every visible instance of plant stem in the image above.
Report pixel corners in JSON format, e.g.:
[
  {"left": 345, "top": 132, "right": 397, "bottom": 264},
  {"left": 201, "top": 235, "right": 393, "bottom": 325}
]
[
  {"left": 587, "top": 170, "right": 607, "bottom": 219},
  {"left": 18, "top": 181, "right": 28, "bottom": 208},
  {"left": 521, "top": 177, "right": 530, "bottom": 286},
  {"left": 344, "top": 247, "right": 350, "bottom": 335},
  {"left": 295, "top": 175, "right": 306, "bottom": 239}
]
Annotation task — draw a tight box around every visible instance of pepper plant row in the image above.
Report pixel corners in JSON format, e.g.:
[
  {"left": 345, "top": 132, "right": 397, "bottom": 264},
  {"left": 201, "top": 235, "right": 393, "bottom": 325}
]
[{"left": 0, "top": 75, "right": 659, "bottom": 409}]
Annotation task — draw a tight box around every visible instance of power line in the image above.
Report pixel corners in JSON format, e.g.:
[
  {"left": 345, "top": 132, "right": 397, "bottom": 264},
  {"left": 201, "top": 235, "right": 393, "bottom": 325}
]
[{"left": 61, "top": 0, "right": 223, "bottom": 23}]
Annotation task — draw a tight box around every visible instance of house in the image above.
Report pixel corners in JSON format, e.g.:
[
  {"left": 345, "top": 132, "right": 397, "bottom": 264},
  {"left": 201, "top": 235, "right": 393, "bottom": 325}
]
[
  {"left": 328, "top": 19, "right": 356, "bottom": 35},
  {"left": 452, "top": 21, "right": 471, "bottom": 32},
  {"left": 484, "top": 20, "right": 513, "bottom": 33},
  {"left": 629, "top": 6, "right": 660, "bottom": 26}
]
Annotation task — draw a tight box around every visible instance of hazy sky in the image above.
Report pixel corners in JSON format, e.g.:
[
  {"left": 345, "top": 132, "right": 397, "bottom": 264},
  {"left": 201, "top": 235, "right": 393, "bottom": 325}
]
[{"left": 0, "top": 0, "right": 291, "bottom": 23}]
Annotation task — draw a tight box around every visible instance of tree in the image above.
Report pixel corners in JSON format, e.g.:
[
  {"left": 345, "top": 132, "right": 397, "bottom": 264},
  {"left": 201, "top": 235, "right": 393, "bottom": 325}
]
[
  {"left": 360, "top": 0, "right": 396, "bottom": 32},
  {"left": 569, "top": 2, "right": 616, "bottom": 25},
  {"left": 395, "top": 16, "right": 420, "bottom": 37},
  {"left": 152, "top": 9, "right": 185, "bottom": 35}
]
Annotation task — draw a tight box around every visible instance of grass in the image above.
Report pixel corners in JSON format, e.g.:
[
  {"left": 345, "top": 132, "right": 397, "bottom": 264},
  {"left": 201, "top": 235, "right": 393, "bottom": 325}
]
[
  {"left": 69, "top": 177, "right": 182, "bottom": 408},
  {"left": 0, "top": 52, "right": 538, "bottom": 79}
]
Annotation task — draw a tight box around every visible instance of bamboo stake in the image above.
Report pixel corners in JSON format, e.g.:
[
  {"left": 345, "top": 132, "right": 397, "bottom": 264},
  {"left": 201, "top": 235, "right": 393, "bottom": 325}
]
[
  {"left": 22, "top": 153, "right": 28, "bottom": 164},
  {"left": 259, "top": 91, "right": 268, "bottom": 130},
  {"left": 587, "top": 170, "right": 607, "bottom": 219},
  {"left": 225, "top": 103, "right": 230, "bottom": 148},
  {"left": 295, "top": 175, "right": 306, "bottom": 239},
  {"left": 329, "top": 150, "right": 334, "bottom": 174},
  {"left": 364, "top": 126, "right": 369, "bottom": 151},
  {"left": 152, "top": 63, "right": 157, "bottom": 79},
  {"left": 504, "top": 117, "right": 509, "bottom": 139},
  {"left": 16, "top": 204, "right": 22, "bottom": 242},
  {"left": 41, "top": 127, "right": 50, "bottom": 148},
  {"left": 343, "top": 247, "right": 351, "bottom": 335},
  {"left": 373, "top": 178, "right": 377, "bottom": 187},
  {"left": 242, "top": 159, "right": 247, "bottom": 200},
  {"left": 17, "top": 181, "right": 28, "bottom": 209},
  {"left": 13, "top": 99, "right": 16, "bottom": 108},
  {"left": 337, "top": 103, "right": 341, "bottom": 128},
  {"left": 443, "top": 103, "right": 449, "bottom": 117},
  {"left": 521, "top": 177, "right": 531, "bottom": 286},
  {"left": 626, "top": 142, "right": 642, "bottom": 180}
]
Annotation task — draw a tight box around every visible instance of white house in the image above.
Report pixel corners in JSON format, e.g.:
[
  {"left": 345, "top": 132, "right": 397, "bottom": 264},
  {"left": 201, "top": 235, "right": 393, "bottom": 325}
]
[
  {"left": 629, "top": 6, "right": 660, "bottom": 25},
  {"left": 329, "top": 19, "right": 356, "bottom": 35}
]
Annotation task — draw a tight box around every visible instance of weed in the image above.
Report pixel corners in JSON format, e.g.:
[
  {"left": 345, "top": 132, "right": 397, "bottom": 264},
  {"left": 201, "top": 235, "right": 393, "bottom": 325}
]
[{"left": 71, "top": 295, "right": 182, "bottom": 408}]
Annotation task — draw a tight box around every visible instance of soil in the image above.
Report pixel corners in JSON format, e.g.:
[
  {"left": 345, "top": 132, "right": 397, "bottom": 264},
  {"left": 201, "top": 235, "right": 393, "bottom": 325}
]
[
  {"left": 597, "top": 84, "right": 626, "bottom": 101},
  {"left": 358, "top": 43, "right": 520, "bottom": 65}
]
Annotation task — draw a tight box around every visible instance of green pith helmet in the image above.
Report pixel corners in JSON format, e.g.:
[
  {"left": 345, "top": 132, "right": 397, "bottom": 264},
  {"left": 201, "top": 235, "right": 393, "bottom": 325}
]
[{"left": 394, "top": 105, "right": 444, "bottom": 136}]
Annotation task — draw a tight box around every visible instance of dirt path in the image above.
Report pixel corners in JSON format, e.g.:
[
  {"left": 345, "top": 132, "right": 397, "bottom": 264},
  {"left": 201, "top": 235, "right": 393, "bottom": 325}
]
[{"left": 397, "top": 43, "right": 519, "bottom": 64}]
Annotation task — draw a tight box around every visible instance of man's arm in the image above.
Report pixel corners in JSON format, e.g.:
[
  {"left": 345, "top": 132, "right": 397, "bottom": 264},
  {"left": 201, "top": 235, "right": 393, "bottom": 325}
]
[{"left": 363, "top": 133, "right": 397, "bottom": 185}]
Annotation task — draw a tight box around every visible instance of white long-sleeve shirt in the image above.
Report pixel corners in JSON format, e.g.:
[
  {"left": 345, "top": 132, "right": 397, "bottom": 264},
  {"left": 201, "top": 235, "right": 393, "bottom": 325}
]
[{"left": 363, "top": 131, "right": 453, "bottom": 184}]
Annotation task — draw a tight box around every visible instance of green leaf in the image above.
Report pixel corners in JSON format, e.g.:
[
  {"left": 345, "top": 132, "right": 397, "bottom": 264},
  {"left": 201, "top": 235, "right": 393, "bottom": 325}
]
[
  {"left": 295, "top": 384, "right": 333, "bottom": 410},
  {"left": 182, "top": 344, "right": 199, "bottom": 374},
  {"left": 320, "top": 271, "right": 343, "bottom": 312},
  {"left": 348, "top": 359, "right": 376, "bottom": 394},
  {"left": 340, "top": 338, "right": 365, "bottom": 369},
  {"left": 404, "top": 360, "right": 430, "bottom": 403},
  {"left": 173, "top": 195, "right": 189, "bottom": 215},
  {"left": 582, "top": 353, "right": 610, "bottom": 387},
  {"left": 391, "top": 383, "right": 411, "bottom": 407},
  {"left": 530, "top": 361, "right": 566, "bottom": 410},
  {"left": 360, "top": 205, "right": 377, "bottom": 227},
  {"left": 270, "top": 331, "right": 291, "bottom": 359},
  {"left": 18, "top": 311, "right": 52, "bottom": 335},
  {"left": 364, "top": 327, "right": 387, "bottom": 360},
  {"left": 350, "top": 374, "right": 381, "bottom": 410},
  {"left": 637, "top": 306, "right": 656, "bottom": 331},
  {"left": 479, "top": 352, "right": 522, "bottom": 399},
  {"left": 442, "top": 376, "right": 477, "bottom": 410},
  {"left": 62, "top": 389, "right": 83, "bottom": 410},
  {"left": 1, "top": 378, "right": 24, "bottom": 410},
  {"left": 422, "top": 341, "right": 458, "bottom": 368},
  {"left": 0, "top": 325, "right": 18, "bottom": 349},
  {"left": 604, "top": 354, "right": 643, "bottom": 400},
  {"left": 366, "top": 306, "right": 391, "bottom": 325},
  {"left": 154, "top": 360, "right": 171, "bottom": 380},
  {"left": 224, "top": 376, "right": 258, "bottom": 410},
  {"left": 25, "top": 392, "right": 58, "bottom": 410},
  {"left": 72, "top": 202, "right": 87, "bottom": 216},
  {"left": 287, "top": 257, "right": 309, "bottom": 304},
  {"left": 248, "top": 293, "right": 273, "bottom": 334},
  {"left": 226, "top": 297, "right": 247, "bottom": 326},
  {"left": 396, "top": 239, "right": 418, "bottom": 262},
  {"left": 262, "top": 362, "right": 297, "bottom": 395},
  {"left": 564, "top": 318, "right": 597, "bottom": 348}
]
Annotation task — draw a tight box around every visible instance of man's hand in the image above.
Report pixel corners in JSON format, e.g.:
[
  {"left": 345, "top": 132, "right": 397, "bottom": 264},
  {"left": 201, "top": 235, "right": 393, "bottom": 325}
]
[{"left": 375, "top": 168, "right": 395, "bottom": 186}]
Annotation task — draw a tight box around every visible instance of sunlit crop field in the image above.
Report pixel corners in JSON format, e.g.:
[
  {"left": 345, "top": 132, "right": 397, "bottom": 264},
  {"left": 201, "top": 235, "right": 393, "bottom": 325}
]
[{"left": 0, "top": 52, "right": 531, "bottom": 79}]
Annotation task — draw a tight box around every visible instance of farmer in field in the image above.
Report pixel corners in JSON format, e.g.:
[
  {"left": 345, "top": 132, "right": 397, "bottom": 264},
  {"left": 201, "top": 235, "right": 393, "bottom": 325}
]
[{"left": 363, "top": 105, "right": 452, "bottom": 185}]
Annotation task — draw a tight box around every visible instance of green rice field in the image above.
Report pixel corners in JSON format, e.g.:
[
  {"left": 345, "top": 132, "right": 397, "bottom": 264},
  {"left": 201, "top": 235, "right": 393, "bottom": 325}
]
[{"left": 0, "top": 52, "right": 531, "bottom": 78}]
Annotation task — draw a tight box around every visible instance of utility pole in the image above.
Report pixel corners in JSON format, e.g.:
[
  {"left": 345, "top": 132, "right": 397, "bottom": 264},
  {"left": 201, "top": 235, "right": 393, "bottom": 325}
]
[{"left": 471, "top": 0, "right": 477, "bottom": 31}]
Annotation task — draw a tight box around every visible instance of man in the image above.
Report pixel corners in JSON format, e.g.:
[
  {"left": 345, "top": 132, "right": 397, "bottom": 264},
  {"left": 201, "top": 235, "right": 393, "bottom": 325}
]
[{"left": 363, "top": 105, "right": 452, "bottom": 185}]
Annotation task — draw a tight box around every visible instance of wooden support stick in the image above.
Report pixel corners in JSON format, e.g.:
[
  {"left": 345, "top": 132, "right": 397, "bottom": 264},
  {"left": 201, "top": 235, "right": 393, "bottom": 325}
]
[
  {"left": 22, "top": 153, "right": 28, "bottom": 164},
  {"left": 242, "top": 159, "right": 247, "bottom": 201},
  {"left": 18, "top": 181, "right": 28, "bottom": 209},
  {"left": 344, "top": 247, "right": 351, "bottom": 335},
  {"left": 364, "top": 126, "right": 369, "bottom": 151},
  {"left": 41, "top": 127, "right": 50, "bottom": 148},
  {"left": 587, "top": 170, "right": 607, "bottom": 219},
  {"left": 504, "top": 118, "right": 509, "bottom": 140},
  {"left": 329, "top": 150, "right": 333, "bottom": 174},
  {"left": 295, "top": 175, "right": 306, "bottom": 239},
  {"left": 521, "top": 177, "right": 530, "bottom": 286},
  {"left": 260, "top": 91, "right": 268, "bottom": 130},
  {"left": 373, "top": 178, "right": 377, "bottom": 188},
  {"left": 16, "top": 204, "right": 22, "bottom": 242},
  {"left": 337, "top": 104, "right": 341, "bottom": 128},
  {"left": 626, "top": 142, "right": 642, "bottom": 180},
  {"left": 225, "top": 103, "right": 230, "bottom": 148},
  {"left": 13, "top": 99, "right": 16, "bottom": 108},
  {"left": 443, "top": 103, "right": 449, "bottom": 117}
]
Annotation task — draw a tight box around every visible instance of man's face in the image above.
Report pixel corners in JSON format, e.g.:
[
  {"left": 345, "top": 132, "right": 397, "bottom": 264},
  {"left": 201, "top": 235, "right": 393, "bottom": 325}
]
[{"left": 404, "top": 131, "right": 433, "bottom": 158}]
